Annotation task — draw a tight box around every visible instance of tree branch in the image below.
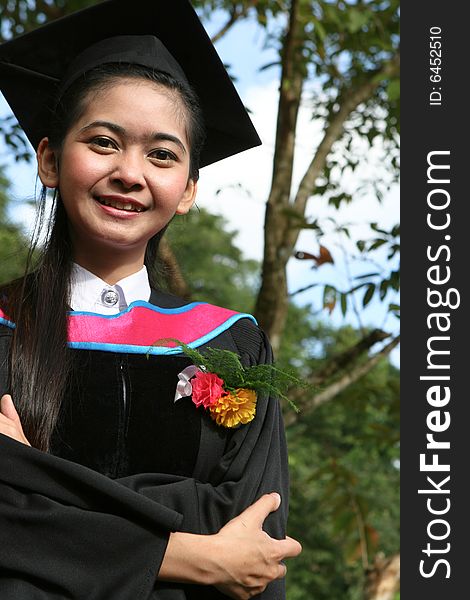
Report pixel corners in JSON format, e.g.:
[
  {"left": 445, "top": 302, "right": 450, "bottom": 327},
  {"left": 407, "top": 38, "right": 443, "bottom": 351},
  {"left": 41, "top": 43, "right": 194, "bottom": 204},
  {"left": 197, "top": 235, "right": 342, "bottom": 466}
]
[
  {"left": 284, "top": 335, "right": 400, "bottom": 427},
  {"left": 210, "top": 4, "right": 250, "bottom": 44},
  {"left": 351, "top": 493, "right": 369, "bottom": 570},
  {"left": 285, "top": 53, "right": 400, "bottom": 249},
  {"left": 312, "top": 329, "right": 391, "bottom": 384}
]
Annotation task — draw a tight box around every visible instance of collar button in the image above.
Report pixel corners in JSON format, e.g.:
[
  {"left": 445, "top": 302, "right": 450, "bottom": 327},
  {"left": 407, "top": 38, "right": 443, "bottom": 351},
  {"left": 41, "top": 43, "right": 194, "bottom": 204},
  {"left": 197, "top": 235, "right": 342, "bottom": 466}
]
[{"left": 101, "top": 288, "right": 119, "bottom": 307}]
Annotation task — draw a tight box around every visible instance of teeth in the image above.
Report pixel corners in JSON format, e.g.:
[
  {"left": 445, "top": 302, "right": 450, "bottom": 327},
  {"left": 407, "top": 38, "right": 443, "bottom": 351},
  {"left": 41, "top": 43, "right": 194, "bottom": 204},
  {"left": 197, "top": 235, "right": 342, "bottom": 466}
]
[{"left": 98, "top": 198, "right": 143, "bottom": 212}]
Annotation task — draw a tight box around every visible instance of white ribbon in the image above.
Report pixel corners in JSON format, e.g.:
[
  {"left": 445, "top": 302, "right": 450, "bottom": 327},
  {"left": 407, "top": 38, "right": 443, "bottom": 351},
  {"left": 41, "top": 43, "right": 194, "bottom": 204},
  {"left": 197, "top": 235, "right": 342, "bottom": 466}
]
[{"left": 174, "top": 365, "right": 200, "bottom": 403}]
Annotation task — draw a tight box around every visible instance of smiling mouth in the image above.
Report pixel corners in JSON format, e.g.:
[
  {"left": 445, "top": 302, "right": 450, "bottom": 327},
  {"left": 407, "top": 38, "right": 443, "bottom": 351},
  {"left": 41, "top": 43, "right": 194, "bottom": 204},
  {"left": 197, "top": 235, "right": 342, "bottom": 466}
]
[{"left": 95, "top": 197, "right": 146, "bottom": 213}]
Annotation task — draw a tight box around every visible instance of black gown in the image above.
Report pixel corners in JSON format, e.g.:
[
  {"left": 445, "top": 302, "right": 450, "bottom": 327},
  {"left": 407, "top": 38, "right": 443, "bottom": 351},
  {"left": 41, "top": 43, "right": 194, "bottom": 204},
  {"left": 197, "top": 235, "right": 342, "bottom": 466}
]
[{"left": 0, "top": 289, "right": 289, "bottom": 599}]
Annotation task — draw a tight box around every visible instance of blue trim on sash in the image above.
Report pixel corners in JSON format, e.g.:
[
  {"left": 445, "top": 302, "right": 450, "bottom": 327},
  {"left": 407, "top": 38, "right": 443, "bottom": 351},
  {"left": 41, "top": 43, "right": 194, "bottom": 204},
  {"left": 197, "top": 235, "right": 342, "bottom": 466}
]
[
  {"left": 0, "top": 316, "right": 15, "bottom": 330},
  {"left": 67, "top": 300, "right": 206, "bottom": 318}
]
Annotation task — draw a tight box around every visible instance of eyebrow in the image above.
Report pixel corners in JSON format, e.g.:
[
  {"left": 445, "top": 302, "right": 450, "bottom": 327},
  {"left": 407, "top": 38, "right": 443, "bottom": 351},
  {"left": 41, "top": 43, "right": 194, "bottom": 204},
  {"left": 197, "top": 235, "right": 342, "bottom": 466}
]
[{"left": 78, "top": 120, "right": 187, "bottom": 154}]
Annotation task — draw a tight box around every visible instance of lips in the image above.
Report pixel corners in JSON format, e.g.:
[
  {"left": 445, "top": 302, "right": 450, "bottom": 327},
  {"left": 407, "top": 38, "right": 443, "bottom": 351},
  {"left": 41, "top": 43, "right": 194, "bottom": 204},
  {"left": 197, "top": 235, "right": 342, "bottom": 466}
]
[{"left": 94, "top": 195, "right": 147, "bottom": 213}]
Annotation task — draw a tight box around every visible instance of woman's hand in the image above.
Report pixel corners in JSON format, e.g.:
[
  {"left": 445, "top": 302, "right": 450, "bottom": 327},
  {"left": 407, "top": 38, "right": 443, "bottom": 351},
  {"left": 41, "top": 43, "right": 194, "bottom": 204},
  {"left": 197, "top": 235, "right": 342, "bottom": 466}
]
[
  {"left": 0, "top": 394, "right": 30, "bottom": 446},
  {"left": 212, "top": 493, "right": 302, "bottom": 598},
  {"left": 159, "top": 493, "right": 302, "bottom": 599}
]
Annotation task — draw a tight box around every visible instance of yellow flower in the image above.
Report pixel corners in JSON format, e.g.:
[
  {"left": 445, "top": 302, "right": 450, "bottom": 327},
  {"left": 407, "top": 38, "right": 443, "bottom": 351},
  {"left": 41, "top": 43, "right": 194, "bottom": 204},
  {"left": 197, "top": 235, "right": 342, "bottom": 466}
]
[{"left": 209, "top": 388, "right": 257, "bottom": 428}]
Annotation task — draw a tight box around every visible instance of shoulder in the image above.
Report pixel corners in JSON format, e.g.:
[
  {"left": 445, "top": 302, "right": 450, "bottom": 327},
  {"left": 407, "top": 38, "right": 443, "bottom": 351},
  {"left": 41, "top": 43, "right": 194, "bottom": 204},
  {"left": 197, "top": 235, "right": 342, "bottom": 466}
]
[
  {"left": 148, "top": 288, "right": 270, "bottom": 363},
  {"left": 148, "top": 288, "right": 192, "bottom": 308},
  {"left": 227, "top": 317, "right": 269, "bottom": 365}
]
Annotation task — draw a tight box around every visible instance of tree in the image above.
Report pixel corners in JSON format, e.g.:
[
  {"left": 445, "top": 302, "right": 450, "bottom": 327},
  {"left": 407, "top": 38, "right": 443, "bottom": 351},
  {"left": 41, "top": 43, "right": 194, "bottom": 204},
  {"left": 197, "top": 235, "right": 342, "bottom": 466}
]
[
  {"left": 164, "top": 208, "right": 260, "bottom": 312},
  {"left": 0, "top": 166, "right": 30, "bottom": 284},
  {"left": 285, "top": 325, "right": 399, "bottom": 600},
  {"left": 190, "top": 0, "right": 400, "bottom": 351}
]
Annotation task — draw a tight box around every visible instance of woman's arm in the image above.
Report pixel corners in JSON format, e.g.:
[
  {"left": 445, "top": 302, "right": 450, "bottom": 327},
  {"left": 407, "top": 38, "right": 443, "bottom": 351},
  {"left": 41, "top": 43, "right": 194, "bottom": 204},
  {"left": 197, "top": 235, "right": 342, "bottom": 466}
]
[
  {"left": 1, "top": 393, "right": 300, "bottom": 599},
  {"left": 160, "top": 495, "right": 301, "bottom": 599}
]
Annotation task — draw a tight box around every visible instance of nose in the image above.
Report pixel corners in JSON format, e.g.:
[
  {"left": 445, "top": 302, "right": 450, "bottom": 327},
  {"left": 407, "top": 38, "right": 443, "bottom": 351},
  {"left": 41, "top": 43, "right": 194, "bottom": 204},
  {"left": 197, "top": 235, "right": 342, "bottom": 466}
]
[{"left": 111, "top": 150, "right": 146, "bottom": 190}]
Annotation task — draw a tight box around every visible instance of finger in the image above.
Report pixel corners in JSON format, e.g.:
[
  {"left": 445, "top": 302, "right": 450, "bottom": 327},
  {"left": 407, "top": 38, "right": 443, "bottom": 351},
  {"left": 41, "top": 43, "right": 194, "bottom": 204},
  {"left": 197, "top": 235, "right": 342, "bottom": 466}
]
[
  {"left": 273, "top": 536, "right": 302, "bottom": 560},
  {"left": 1, "top": 395, "right": 19, "bottom": 423},
  {"left": 0, "top": 395, "right": 29, "bottom": 444},
  {"left": 0, "top": 412, "right": 14, "bottom": 424},
  {"left": 275, "top": 562, "right": 287, "bottom": 580},
  {"left": 238, "top": 493, "right": 281, "bottom": 529},
  {"left": 1, "top": 394, "right": 14, "bottom": 417}
]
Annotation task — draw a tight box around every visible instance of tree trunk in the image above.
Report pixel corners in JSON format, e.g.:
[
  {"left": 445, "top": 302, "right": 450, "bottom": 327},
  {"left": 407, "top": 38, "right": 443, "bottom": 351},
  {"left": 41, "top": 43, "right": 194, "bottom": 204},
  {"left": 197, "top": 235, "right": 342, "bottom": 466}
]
[
  {"left": 254, "top": 0, "right": 304, "bottom": 354},
  {"left": 365, "top": 553, "right": 400, "bottom": 600},
  {"left": 255, "top": 51, "right": 400, "bottom": 351}
]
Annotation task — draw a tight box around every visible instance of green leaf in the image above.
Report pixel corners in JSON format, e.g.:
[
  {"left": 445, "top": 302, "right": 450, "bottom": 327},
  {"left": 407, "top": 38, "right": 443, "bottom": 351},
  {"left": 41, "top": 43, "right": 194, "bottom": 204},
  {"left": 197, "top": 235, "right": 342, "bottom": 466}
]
[
  {"left": 356, "top": 240, "right": 366, "bottom": 252},
  {"left": 340, "top": 293, "right": 347, "bottom": 317},
  {"left": 379, "top": 279, "right": 389, "bottom": 300},
  {"left": 328, "top": 193, "right": 353, "bottom": 209},
  {"left": 347, "top": 8, "right": 369, "bottom": 34},
  {"left": 313, "top": 18, "right": 327, "bottom": 41},
  {"left": 152, "top": 338, "right": 308, "bottom": 412},
  {"left": 390, "top": 270, "right": 400, "bottom": 291},
  {"left": 387, "top": 79, "right": 400, "bottom": 101},
  {"left": 362, "top": 284, "right": 376, "bottom": 307},
  {"left": 369, "top": 238, "right": 387, "bottom": 251},
  {"left": 370, "top": 223, "right": 388, "bottom": 235}
]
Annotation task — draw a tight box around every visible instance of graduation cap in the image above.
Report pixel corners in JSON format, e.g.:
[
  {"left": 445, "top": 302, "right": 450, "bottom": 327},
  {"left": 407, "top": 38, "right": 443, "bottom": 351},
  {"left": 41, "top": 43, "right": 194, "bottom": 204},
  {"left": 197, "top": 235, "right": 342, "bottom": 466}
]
[{"left": 0, "top": 0, "right": 261, "bottom": 168}]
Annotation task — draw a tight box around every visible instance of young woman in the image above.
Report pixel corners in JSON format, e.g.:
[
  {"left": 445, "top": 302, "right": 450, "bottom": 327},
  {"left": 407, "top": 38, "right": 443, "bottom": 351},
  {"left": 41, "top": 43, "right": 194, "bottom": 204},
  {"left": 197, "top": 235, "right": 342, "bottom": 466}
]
[{"left": 0, "top": 1, "right": 301, "bottom": 598}]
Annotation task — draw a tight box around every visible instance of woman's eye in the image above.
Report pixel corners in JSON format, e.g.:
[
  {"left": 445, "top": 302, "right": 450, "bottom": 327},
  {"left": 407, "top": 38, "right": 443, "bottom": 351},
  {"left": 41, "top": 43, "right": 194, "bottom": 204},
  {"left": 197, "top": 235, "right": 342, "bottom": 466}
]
[
  {"left": 149, "top": 149, "right": 177, "bottom": 162},
  {"left": 91, "top": 137, "right": 117, "bottom": 150}
]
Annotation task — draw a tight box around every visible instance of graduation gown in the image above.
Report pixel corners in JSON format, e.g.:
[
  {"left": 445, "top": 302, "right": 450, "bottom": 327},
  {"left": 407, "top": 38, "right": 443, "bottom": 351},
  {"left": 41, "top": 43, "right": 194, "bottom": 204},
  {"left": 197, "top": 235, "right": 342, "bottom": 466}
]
[{"left": 0, "top": 289, "right": 289, "bottom": 599}]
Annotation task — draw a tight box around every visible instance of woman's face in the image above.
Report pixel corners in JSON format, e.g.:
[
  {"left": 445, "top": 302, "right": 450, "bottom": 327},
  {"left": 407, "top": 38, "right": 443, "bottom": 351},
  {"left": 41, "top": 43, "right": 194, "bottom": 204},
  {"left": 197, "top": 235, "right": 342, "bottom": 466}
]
[{"left": 38, "top": 78, "right": 197, "bottom": 263}]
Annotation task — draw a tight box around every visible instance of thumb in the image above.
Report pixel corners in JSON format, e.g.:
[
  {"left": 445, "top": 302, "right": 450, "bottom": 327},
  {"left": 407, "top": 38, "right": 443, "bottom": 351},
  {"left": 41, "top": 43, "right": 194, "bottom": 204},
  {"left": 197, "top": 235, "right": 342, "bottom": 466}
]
[
  {"left": 239, "top": 493, "right": 282, "bottom": 529},
  {"left": 1, "top": 394, "right": 20, "bottom": 422}
]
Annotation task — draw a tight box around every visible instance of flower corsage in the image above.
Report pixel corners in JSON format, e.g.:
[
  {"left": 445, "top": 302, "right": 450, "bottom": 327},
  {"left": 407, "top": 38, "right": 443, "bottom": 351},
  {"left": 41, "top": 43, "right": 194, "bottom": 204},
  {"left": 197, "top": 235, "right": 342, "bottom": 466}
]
[{"left": 164, "top": 340, "right": 302, "bottom": 428}]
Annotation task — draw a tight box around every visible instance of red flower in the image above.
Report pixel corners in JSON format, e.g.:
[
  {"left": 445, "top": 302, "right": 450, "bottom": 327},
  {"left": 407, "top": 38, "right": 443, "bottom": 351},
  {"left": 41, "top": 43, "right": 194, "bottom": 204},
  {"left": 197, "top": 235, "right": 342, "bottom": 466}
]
[{"left": 191, "top": 370, "right": 226, "bottom": 408}]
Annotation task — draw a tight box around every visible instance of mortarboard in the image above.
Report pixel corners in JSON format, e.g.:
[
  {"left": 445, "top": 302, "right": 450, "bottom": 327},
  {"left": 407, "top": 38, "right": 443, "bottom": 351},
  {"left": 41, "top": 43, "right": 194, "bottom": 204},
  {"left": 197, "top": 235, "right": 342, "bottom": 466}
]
[{"left": 0, "top": 0, "right": 261, "bottom": 168}]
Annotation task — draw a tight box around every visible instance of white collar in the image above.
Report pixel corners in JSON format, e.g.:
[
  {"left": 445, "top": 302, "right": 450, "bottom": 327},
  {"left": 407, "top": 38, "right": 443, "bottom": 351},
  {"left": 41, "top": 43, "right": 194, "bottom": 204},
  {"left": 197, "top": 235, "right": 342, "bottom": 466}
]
[{"left": 69, "top": 263, "right": 151, "bottom": 314}]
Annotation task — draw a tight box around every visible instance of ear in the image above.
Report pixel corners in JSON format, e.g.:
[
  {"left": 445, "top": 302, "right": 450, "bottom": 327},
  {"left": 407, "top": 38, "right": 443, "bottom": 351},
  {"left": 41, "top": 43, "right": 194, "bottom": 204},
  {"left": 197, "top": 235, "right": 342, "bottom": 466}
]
[
  {"left": 37, "top": 137, "right": 59, "bottom": 188},
  {"left": 175, "top": 178, "right": 198, "bottom": 215}
]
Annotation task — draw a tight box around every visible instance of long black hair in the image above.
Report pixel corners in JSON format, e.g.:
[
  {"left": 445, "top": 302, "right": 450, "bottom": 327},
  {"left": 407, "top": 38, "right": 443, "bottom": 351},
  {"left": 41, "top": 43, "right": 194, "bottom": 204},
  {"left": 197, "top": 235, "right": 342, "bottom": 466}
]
[{"left": 3, "top": 64, "right": 205, "bottom": 451}]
